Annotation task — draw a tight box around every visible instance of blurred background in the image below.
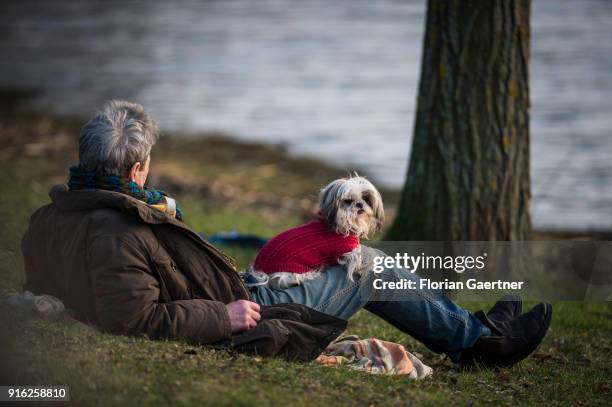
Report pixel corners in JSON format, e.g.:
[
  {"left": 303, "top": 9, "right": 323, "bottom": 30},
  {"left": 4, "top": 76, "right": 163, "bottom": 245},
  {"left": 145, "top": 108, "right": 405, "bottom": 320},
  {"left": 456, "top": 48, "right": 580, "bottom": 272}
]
[{"left": 0, "top": 0, "right": 610, "bottom": 232}]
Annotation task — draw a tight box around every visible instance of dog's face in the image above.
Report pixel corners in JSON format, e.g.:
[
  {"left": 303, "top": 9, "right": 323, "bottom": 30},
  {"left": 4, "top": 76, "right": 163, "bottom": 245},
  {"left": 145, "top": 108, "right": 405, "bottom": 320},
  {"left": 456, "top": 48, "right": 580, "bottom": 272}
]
[{"left": 318, "top": 176, "right": 384, "bottom": 238}]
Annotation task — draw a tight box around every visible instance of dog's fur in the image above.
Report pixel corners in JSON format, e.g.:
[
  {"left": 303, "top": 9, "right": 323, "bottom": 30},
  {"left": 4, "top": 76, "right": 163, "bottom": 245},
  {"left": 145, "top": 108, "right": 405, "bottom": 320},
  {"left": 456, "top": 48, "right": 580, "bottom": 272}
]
[{"left": 319, "top": 175, "right": 384, "bottom": 281}]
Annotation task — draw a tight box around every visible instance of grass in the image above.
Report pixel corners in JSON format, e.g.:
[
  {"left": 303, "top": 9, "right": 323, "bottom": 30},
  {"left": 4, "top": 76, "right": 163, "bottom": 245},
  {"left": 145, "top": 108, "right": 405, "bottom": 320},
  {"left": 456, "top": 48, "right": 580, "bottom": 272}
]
[{"left": 1, "top": 101, "right": 611, "bottom": 406}]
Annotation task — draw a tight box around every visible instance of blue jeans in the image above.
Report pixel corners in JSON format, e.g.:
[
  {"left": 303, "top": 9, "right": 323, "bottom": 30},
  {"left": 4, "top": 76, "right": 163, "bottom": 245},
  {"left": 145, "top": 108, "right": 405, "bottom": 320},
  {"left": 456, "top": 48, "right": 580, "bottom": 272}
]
[{"left": 249, "top": 248, "right": 491, "bottom": 362}]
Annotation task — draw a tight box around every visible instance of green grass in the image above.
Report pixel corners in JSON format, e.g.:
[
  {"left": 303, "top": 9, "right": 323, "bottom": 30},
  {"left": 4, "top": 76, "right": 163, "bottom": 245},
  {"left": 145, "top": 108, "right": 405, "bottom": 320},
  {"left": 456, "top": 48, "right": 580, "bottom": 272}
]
[
  {"left": 3, "top": 302, "right": 611, "bottom": 406},
  {"left": 1, "top": 107, "right": 611, "bottom": 406}
]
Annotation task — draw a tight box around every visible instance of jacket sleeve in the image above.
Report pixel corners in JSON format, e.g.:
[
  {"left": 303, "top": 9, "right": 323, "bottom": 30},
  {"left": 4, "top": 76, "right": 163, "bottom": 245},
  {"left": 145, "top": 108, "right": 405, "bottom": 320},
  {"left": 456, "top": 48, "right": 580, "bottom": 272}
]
[{"left": 87, "top": 234, "right": 232, "bottom": 344}]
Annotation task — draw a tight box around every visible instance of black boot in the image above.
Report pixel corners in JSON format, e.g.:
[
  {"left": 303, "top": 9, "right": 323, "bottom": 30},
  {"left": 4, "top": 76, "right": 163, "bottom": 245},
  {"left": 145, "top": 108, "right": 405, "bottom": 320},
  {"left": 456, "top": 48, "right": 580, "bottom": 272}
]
[
  {"left": 480, "top": 294, "right": 523, "bottom": 326},
  {"left": 460, "top": 302, "right": 552, "bottom": 368}
]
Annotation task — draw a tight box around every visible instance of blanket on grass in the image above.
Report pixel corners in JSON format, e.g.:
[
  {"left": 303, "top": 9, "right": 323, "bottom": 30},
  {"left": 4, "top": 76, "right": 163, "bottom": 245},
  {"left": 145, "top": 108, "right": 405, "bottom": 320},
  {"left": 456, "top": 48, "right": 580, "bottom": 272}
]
[{"left": 315, "top": 335, "right": 432, "bottom": 379}]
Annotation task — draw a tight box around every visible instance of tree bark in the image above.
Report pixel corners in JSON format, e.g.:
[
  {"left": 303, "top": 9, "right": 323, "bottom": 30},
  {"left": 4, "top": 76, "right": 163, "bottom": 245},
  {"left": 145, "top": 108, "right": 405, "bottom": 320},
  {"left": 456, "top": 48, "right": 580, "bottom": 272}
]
[{"left": 387, "top": 0, "right": 532, "bottom": 241}]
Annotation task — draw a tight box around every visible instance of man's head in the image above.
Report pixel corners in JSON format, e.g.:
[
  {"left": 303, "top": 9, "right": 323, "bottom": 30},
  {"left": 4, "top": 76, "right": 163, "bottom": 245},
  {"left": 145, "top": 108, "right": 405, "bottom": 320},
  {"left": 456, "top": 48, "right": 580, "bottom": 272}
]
[{"left": 79, "top": 100, "right": 159, "bottom": 188}]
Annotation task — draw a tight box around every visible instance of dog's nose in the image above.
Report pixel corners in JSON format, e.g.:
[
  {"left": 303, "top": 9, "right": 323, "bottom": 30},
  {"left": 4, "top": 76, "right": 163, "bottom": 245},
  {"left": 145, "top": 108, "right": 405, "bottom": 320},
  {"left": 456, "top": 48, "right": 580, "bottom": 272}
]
[{"left": 356, "top": 202, "right": 364, "bottom": 209}]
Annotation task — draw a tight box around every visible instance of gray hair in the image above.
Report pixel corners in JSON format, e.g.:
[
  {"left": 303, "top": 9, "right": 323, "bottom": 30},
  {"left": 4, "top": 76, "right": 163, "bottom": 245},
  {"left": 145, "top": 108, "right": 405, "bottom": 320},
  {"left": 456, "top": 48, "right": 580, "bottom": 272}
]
[{"left": 78, "top": 100, "right": 160, "bottom": 176}]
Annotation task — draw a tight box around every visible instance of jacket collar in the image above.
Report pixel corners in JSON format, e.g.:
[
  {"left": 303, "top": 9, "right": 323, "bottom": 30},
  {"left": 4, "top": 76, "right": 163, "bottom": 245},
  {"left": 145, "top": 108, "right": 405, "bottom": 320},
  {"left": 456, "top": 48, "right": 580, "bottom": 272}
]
[{"left": 49, "top": 184, "right": 175, "bottom": 225}]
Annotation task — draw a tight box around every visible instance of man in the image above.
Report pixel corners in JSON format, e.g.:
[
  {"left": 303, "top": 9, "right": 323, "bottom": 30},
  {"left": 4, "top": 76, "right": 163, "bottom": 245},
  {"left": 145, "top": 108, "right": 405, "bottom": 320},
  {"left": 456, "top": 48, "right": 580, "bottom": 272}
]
[{"left": 22, "top": 101, "right": 552, "bottom": 367}]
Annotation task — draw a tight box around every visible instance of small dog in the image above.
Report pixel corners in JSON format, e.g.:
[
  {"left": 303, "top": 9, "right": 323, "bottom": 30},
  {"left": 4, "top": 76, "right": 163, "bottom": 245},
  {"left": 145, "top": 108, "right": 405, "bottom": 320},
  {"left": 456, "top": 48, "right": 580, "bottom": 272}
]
[{"left": 248, "top": 175, "right": 384, "bottom": 289}]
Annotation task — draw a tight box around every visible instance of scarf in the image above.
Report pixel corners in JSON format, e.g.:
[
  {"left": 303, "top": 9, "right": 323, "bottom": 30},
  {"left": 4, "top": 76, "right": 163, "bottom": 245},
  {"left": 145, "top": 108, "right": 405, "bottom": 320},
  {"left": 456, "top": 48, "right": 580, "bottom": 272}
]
[{"left": 67, "top": 166, "right": 184, "bottom": 220}]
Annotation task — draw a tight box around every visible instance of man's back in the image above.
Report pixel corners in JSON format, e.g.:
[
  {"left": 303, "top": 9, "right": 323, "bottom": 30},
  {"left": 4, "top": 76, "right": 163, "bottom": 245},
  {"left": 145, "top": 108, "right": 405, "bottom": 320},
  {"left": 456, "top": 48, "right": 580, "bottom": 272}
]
[
  {"left": 23, "top": 196, "right": 150, "bottom": 323},
  {"left": 22, "top": 185, "right": 248, "bottom": 342}
]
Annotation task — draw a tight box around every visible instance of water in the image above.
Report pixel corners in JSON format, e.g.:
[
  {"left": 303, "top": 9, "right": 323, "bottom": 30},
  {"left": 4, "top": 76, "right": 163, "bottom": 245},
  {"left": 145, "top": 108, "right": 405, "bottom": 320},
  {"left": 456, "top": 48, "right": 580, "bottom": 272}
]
[{"left": 0, "top": 0, "right": 610, "bottom": 231}]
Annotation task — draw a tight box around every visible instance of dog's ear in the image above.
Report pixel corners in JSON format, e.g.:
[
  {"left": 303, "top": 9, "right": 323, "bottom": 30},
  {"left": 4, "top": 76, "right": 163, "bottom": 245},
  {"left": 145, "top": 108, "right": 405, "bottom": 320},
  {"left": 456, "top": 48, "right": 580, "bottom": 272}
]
[
  {"left": 368, "top": 186, "right": 385, "bottom": 232},
  {"left": 318, "top": 179, "right": 344, "bottom": 227}
]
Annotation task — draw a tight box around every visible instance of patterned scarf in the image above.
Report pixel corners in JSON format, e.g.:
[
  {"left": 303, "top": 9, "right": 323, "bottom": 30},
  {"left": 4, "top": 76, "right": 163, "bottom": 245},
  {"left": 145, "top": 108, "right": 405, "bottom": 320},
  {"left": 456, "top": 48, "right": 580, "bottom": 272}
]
[{"left": 67, "top": 166, "right": 184, "bottom": 220}]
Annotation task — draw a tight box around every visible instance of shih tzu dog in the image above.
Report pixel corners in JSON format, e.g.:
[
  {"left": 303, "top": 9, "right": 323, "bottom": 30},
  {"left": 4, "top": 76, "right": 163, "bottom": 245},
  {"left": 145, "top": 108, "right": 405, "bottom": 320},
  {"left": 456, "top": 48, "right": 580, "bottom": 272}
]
[{"left": 247, "top": 175, "right": 384, "bottom": 289}]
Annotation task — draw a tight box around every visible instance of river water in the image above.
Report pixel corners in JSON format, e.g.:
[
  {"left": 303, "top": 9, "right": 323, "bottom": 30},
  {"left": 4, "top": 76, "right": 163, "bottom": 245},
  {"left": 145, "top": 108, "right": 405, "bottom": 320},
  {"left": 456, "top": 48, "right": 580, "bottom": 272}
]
[{"left": 0, "top": 0, "right": 610, "bottom": 231}]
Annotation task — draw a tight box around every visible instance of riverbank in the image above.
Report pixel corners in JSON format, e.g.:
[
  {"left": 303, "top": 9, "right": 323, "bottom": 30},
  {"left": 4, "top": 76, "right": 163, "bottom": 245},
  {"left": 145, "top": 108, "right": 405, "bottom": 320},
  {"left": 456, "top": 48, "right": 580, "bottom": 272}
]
[
  {"left": 2, "top": 89, "right": 608, "bottom": 240},
  {"left": 1, "top": 91, "right": 611, "bottom": 406}
]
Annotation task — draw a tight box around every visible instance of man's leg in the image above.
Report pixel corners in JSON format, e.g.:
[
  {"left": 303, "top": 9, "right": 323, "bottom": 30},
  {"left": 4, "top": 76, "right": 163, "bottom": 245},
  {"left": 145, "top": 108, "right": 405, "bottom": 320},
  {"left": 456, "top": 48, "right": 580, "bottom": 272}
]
[{"left": 249, "top": 248, "right": 491, "bottom": 361}]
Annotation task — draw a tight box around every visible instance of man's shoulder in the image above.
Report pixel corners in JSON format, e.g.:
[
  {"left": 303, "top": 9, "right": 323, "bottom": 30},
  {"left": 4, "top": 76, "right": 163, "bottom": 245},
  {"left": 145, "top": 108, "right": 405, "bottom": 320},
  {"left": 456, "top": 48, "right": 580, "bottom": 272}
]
[
  {"left": 86, "top": 207, "right": 159, "bottom": 250},
  {"left": 29, "top": 202, "right": 157, "bottom": 249}
]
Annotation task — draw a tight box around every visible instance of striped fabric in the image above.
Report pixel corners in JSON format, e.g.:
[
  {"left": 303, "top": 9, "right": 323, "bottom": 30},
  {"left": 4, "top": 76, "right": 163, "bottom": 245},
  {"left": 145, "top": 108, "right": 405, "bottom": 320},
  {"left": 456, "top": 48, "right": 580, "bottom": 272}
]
[{"left": 315, "top": 336, "right": 433, "bottom": 379}]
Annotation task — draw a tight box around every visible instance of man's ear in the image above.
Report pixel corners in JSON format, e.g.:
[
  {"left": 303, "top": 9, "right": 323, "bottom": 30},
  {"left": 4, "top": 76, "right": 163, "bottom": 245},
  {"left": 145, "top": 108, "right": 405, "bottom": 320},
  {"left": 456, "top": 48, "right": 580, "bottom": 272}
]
[{"left": 127, "top": 161, "right": 142, "bottom": 182}]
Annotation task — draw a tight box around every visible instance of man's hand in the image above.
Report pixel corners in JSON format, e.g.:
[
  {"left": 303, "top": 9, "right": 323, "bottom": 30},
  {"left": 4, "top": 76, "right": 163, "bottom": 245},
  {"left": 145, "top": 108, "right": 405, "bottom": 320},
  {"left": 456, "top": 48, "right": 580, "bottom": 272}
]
[{"left": 226, "top": 300, "right": 261, "bottom": 333}]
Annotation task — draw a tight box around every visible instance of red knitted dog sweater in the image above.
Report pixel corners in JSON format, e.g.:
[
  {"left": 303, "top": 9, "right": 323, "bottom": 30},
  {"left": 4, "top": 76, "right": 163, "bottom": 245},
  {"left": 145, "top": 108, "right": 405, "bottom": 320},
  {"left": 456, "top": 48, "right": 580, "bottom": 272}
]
[{"left": 253, "top": 220, "right": 359, "bottom": 274}]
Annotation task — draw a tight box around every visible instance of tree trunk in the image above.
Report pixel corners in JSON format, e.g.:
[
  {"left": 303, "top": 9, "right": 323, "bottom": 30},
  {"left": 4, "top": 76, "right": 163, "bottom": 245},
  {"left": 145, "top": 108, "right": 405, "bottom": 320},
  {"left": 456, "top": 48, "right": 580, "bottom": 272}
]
[{"left": 387, "top": 0, "right": 532, "bottom": 241}]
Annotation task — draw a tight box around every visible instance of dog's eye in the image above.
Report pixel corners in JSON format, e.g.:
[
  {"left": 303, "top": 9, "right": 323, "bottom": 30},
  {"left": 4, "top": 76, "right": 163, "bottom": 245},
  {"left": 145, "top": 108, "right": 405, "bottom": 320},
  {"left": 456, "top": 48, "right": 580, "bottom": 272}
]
[{"left": 343, "top": 199, "right": 353, "bottom": 205}]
